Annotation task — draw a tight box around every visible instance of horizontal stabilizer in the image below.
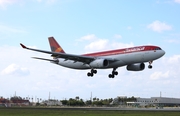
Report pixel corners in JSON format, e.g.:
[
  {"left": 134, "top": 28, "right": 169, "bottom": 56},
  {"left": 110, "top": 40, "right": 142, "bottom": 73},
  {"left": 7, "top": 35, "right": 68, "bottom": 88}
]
[{"left": 32, "top": 57, "right": 59, "bottom": 63}]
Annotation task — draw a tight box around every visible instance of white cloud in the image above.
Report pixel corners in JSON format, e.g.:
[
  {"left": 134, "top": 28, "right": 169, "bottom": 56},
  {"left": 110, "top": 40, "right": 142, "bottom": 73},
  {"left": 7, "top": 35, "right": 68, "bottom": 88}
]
[
  {"left": 159, "top": 55, "right": 180, "bottom": 82},
  {"left": 0, "top": 25, "right": 26, "bottom": 34},
  {"left": 114, "top": 34, "right": 122, "bottom": 39},
  {"left": 147, "top": 20, "right": 172, "bottom": 33},
  {"left": 111, "top": 42, "right": 134, "bottom": 49},
  {"left": 0, "top": 0, "right": 56, "bottom": 9},
  {"left": 166, "top": 55, "right": 180, "bottom": 64},
  {"left": 79, "top": 34, "right": 97, "bottom": 41},
  {"left": 127, "top": 26, "right": 132, "bottom": 30},
  {"left": 85, "top": 39, "right": 108, "bottom": 52},
  {"left": 174, "top": 0, "right": 180, "bottom": 4},
  {"left": 85, "top": 39, "right": 133, "bottom": 53},
  {"left": 36, "top": 0, "right": 56, "bottom": 4},
  {"left": 0, "top": 0, "right": 19, "bottom": 9},
  {"left": 165, "top": 39, "right": 180, "bottom": 44},
  {"left": 83, "top": 34, "right": 134, "bottom": 53},
  {"left": 36, "top": 0, "right": 42, "bottom": 2},
  {"left": 46, "top": 0, "right": 56, "bottom": 4},
  {"left": 150, "top": 71, "right": 170, "bottom": 80},
  {"left": 1, "top": 63, "right": 29, "bottom": 76}
]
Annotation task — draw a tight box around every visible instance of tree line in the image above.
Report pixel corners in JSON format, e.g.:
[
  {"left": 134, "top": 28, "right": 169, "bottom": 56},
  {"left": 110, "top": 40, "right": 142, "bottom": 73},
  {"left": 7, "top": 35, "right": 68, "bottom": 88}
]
[
  {"left": 60, "top": 97, "right": 136, "bottom": 106},
  {"left": 3, "top": 96, "right": 137, "bottom": 106}
]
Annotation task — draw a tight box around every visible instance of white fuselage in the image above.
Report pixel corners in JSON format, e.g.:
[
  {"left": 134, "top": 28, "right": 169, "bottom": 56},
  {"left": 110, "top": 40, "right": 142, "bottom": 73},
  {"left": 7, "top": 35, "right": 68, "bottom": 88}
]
[{"left": 54, "top": 49, "right": 165, "bottom": 69}]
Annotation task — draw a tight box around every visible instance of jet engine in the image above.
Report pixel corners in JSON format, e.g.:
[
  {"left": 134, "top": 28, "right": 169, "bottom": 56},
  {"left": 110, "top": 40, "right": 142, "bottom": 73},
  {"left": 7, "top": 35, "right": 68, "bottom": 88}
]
[
  {"left": 126, "top": 63, "right": 145, "bottom": 71},
  {"left": 89, "top": 59, "right": 109, "bottom": 68}
]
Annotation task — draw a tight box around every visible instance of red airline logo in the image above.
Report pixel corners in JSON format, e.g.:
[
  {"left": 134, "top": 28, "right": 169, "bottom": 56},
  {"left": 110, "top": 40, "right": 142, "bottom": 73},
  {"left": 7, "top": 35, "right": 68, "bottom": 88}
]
[{"left": 125, "top": 47, "right": 145, "bottom": 53}]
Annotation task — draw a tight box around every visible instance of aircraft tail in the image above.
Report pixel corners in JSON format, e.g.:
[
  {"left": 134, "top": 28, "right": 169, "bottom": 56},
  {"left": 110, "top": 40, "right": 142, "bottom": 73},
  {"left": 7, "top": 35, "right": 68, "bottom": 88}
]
[{"left": 48, "top": 37, "right": 65, "bottom": 53}]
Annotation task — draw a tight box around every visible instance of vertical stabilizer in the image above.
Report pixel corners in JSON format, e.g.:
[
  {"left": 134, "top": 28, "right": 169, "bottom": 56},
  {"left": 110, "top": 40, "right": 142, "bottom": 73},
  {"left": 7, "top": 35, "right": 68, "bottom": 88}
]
[{"left": 48, "top": 37, "right": 65, "bottom": 53}]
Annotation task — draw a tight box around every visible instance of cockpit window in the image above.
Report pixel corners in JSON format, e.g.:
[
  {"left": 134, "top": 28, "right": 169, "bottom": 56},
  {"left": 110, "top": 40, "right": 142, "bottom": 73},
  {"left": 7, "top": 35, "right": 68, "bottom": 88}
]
[{"left": 154, "top": 47, "right": 161, "bottom": 50}]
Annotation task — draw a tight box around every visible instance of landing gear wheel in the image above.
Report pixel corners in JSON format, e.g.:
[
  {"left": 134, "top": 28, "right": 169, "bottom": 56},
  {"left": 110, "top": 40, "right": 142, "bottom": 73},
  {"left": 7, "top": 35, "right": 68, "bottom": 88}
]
[
  {"left": 148, "top": 61, "right": 153, "bottom": 69},
  {"left": 87, "top": 69, "right": 97, "bottom": 77},
  {"left": 113, "top": 71, "right": 118, "bottom": 75},
  {"left": 90, "top": 73, "right": 93, "bottom": 77},
  {"left": 109, "top": 74, "right": 112, "bottom": 78},
  {"left": 92, "top": 69, "right": 97, "bottom": 74},
  {"left": 109, "top": 68, "right": 118, "bottom": 78},
  {"left": 148, "top": 65, "right": 152, "bottom": 69},
  {"left": 87, "top": 72, "right": 91, "bottom": 76}
]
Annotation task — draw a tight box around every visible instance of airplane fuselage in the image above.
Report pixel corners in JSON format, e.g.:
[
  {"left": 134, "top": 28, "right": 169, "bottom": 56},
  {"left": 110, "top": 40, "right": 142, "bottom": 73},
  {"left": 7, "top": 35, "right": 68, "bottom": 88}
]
[{"left": 55, "top": 45, "right": 165, "bottom": 70}]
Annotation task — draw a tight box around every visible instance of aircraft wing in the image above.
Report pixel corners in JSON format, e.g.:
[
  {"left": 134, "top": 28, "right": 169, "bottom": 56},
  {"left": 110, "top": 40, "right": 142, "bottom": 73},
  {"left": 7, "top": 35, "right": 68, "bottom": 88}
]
[{"left": 20, "top": 43, "right": 96, "bottom": 64}]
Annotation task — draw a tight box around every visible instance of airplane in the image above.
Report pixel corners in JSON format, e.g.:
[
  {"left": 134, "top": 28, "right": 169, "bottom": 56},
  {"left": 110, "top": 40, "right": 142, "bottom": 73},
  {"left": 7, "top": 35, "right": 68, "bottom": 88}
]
[{"left": 20, "top": 37, "right": 165, "bottom": 78}]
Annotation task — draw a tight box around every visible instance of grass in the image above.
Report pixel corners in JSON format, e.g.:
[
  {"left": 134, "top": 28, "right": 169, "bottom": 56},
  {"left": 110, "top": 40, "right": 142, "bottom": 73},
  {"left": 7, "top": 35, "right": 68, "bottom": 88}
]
[{"left": 0, "top": 108, "right": 179, "bottom": 116}]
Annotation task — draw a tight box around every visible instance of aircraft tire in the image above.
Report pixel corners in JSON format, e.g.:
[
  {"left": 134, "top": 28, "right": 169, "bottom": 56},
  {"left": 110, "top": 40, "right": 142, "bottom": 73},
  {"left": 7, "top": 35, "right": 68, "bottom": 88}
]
[
  {"left": 91, "top": 73, "right": 94, "bottom": 77},
  {"left": 113, "top": 71, "right": 118, "bottom": 75},
  {"left": 108, "top": 74, "right": 112, "bottom": 78},
  {"left": 109, "top": 74, "right": 114, "bottom": 78},
  {"left": 87, "top": 72, "right": 91, "bottom": 77},
  {"left": 93, "top": 70, "right": 97, "bottom": 74},
  {"left": 91, "top": 69, "right": 97, "bottom": 74},
  {"left": 148, "top": 65, "right": 152, "bottom": 69}
]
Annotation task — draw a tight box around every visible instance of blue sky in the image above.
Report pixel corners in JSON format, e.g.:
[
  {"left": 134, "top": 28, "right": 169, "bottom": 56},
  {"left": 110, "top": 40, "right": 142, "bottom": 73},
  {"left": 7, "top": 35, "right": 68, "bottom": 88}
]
[{"left": 0, "top": 0, "right": 180, "bottom": 101}]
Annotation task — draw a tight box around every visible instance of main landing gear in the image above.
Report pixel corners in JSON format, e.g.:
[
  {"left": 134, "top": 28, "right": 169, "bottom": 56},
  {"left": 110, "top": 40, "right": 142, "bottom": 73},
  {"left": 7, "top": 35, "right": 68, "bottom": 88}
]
[
  {"left": 148, "top": 61, "right": 153, "bottom": 69},
  {"left": 87, "top": 68, "right": 118, "bottom": 78},
  {"left": 87, "top": 69, "right": 97, "bottom": 77},
  {"left": 108, "top": 68, "right": 118, "bottom": 78}
]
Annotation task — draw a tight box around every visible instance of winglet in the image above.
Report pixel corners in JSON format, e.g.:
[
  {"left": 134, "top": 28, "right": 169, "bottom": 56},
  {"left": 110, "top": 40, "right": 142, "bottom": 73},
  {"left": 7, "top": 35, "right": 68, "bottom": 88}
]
[{"left": 20, "top": 43, "right": 27, "bottom": 49}]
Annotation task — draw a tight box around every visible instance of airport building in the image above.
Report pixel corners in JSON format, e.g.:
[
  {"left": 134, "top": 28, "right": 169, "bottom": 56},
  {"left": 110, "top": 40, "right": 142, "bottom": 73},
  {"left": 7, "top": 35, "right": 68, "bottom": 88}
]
[
  {"left": 126, "top": 97, "right": 180, "bottom": 107},
  {"left": 41, "top": 99, "right": 62, "bottom": 106}
]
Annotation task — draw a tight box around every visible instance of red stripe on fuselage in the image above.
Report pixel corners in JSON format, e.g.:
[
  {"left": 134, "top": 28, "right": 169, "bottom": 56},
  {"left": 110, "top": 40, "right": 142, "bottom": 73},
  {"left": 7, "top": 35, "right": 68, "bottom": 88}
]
[{"left": 82, "top": 45, "right": 160, "bottom": 57}]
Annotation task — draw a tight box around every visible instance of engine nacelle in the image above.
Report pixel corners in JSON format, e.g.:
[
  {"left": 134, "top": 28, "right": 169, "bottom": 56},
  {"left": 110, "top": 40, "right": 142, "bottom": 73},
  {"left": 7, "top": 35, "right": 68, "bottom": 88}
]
[
  {"left": 126, "top": 63, "right": 145, "bottom": 71},
  {"left": 89, "top": 59, "right": 109, "bottom": 68}
]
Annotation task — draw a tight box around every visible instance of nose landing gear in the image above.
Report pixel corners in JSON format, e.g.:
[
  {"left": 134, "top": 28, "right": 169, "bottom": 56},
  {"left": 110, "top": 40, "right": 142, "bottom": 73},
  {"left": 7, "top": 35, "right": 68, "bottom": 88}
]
[{"left": 148, "top": 61, "right": 153, "bottom": 69}]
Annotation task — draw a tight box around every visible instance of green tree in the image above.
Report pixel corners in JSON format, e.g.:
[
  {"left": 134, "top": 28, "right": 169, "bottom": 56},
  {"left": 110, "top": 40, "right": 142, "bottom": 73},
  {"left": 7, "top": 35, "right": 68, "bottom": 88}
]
[
  {"left": 75, "top": 96, "right": 79, "bottom": 100},
  {"left": 85, "top": 100, "right": 92, "bottom": 105},
  {"left": 61, "top": 100, "right": 68, "bottom": 105}
]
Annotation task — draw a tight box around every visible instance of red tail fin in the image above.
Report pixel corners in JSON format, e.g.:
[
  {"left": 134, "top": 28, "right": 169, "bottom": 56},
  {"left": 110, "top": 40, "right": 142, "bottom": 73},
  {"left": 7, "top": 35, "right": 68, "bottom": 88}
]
[{"left": 48, "top": 37, "right": 65, "bottom": 53}]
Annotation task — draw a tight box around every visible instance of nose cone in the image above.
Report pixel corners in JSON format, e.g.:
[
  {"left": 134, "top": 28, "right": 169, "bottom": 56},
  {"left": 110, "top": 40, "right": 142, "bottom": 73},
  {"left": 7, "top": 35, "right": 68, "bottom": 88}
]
[{"left": 161, "top": 50, "right": 165, "bottom": 56}]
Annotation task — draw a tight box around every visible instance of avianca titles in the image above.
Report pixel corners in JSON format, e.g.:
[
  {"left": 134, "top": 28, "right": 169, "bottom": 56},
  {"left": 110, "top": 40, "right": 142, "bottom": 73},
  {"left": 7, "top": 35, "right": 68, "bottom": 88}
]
[{"left": 20, "top": 37, "right": 165, "bottom": 78}]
